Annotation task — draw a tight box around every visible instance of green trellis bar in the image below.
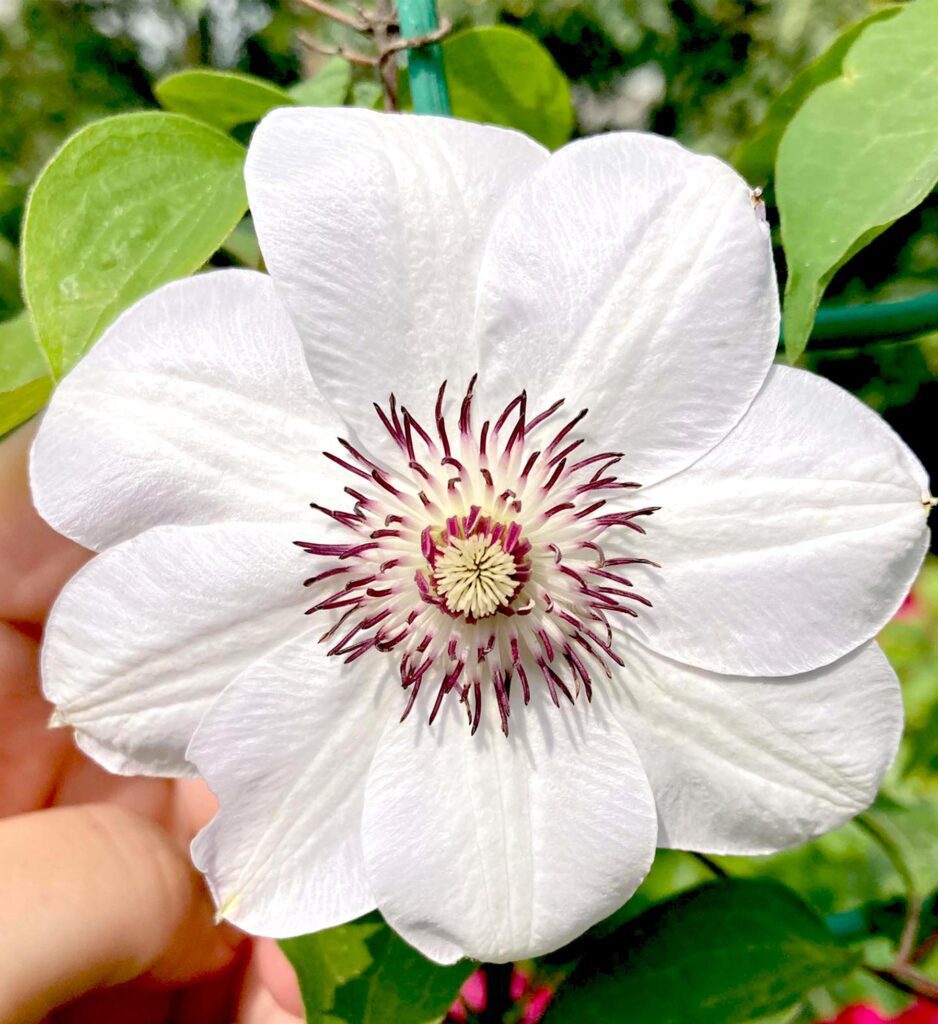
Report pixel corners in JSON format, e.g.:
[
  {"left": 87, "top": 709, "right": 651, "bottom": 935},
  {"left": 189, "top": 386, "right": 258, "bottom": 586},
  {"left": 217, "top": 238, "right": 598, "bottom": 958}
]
[
  {"left": 785, "top": 292, "right": 938, "bottom": 349},
  {"left": 397, "top": 0, "right": 451, "bottom": 116}
]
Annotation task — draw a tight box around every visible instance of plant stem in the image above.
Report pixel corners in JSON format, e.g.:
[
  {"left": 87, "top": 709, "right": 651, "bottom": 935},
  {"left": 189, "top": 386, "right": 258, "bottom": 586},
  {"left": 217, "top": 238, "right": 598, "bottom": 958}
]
[
  {"left": 854, "top": 814, "right": 938, "bottom": 1009},
  {"left": 294, "top": 0, "right": 370, "bottom": 31},
  {"left": 373, "top": 0, "right": 399, "bottom": 108},
  {"left": 396, "top": 0, "right": 451, "bottom": 115},
  {"left": 690, "top": 852, "right": 729, "bottom": 879},
  {"left": 857, "top": 813, "right": 922, "bottom": 964},
  {"left": 866, "top": 964, "right": 938, "bottom": 1005}
]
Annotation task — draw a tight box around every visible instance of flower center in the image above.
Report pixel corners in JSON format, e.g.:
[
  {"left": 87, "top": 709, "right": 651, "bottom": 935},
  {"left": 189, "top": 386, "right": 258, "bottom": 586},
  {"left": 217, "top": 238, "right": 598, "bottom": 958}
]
[
  {"left": 295, "top": 376, "right": 659, "bottom": 736},
  {"left": 427, "top": 515, "right": 531, "bottom": 620}
]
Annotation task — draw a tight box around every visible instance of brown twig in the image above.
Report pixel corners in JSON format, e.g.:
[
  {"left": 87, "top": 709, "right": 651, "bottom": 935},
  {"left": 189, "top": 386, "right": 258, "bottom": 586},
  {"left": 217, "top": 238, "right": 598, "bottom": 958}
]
[
  {"left": 912, "top": 928, "right": 938, "bottom": 966},
  {"left": 898, "top": 892, "right": 924, "bottom": 964},
  {"left": 371, "top": 0, "right": 398, "bottom": 108},
  {"left": 867, "top": 964, "right": 938, "bottom": 1005},
  {"left": 353, "top": 0, "right": 397, "bottom": 30},
  {"left": 690, "top": 852, "right": 729, "bottom": 880},
  {"left": 293, "top": 0, "right": 370, "bottom": 31},
  {"left": 293, "top": 0, "right": 453, "bottom": 110},
  {"left": 379, "top": 19, "right": 451, "bottom": 56},
  {"left": 297, "top": 31, "right": 378, "bottom": 66}
]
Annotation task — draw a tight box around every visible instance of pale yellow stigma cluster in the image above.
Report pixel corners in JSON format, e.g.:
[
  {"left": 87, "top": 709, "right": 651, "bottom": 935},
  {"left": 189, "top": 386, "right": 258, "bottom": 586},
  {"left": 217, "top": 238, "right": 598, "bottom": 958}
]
[{"left": 432, "top": 533, "right": 519, "bottom": 620}]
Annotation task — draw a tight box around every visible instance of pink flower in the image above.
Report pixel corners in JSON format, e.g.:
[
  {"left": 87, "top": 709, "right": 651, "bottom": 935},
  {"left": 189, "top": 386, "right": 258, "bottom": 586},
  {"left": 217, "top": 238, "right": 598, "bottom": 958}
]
[
  {"left": 893, "top": 589, "right": 925, "bottom": 622},
  {"left": 830, "top": 1002, "right": 938, "bottom": 1024},
  {"left": 522, "top": 985, "right": 555, "bottom": 1023},
  {"left": 897, "top": 1001, "right": 938, "bottom": 1023},
  {"left": 832, "top": 1008, "right": 891, "bottom": 1024}
]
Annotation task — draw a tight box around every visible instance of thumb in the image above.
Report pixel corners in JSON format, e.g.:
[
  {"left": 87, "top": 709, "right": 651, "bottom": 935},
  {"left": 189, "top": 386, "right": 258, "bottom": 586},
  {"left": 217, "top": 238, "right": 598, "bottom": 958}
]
[
  {"left": 0, "top": 803, "right": 240, "bottom": 1024},
  {"left": 0, "top": 420, "right": 89, "bottom": 628}
]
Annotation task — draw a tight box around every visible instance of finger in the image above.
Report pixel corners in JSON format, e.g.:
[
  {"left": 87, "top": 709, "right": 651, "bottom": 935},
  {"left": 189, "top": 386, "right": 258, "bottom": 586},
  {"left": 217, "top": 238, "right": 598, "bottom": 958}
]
[
  {"left": 171, "top": 944, "right": 251, "bottom": 1024},
  {"left": 236, "top": 951, "right": 305, "bottom": 1024},
  {"left": 255, "top": 939, "right": 305, "bottom": 1018},
  {"left": 0, "top": 804, "right": 240, "bottom": 1024},
  {"left": 176, "top": 777, "right": 220, "bottom": 835},
  {"left": 0, "top": 422, "right": 89, "bottom": 626},
  {"left": 0, "top": 622, "right": 71, "bottom": 814}
]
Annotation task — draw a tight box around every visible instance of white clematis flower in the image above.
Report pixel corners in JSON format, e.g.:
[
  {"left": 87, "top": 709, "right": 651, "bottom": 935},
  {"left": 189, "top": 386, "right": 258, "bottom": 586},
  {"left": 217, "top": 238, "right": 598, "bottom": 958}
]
[{"left": 33, "top": 108, "right": 932, "bottom": 965}]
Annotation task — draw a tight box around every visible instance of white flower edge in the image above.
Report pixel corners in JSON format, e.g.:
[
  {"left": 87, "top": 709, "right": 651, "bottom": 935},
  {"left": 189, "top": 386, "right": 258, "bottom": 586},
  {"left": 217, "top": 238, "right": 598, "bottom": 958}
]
[
  {"left": 245, "top": 107, "right": 549, "bottom": 455},
  {"left": 246, "top": 110, "right": 779, "bottom": 485},
  {"left": 188, "top": 633, "right": 900, "bottom": 963},
  {"left": 42, "top": 520, "right": 321, "bottom": 776},
  {"left": 30, "top": 269, "right": 346, "bottom": 552},
  {"left": 615, "top": 364, "right": 931, "bottom": 676},
  {"left": 471, "top": 128, "right": 780, "bottom": 487},
  {"left": 188, "top": 632, "right": 394, "bottom": 936},
  {"left": 608, "top": 636, "right": 903, "bottom": 856}
]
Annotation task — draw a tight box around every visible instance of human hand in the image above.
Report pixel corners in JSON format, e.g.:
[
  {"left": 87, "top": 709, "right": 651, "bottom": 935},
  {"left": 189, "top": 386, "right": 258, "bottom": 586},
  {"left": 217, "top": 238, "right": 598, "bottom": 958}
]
[{"left": 0, "top": 422, "right": 305, "bottom": 1024}]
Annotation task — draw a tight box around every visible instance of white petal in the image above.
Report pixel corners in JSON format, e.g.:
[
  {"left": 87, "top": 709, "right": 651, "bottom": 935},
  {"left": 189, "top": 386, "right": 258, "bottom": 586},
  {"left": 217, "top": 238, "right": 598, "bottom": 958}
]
[
  {"left": 31, "top": 269, "right": 344, "bottom": 551},
  {"left": 474, "top": 132, "right": 778, "bottom": 486},
  {"left": 42, "top": 520, "right": 317, "bottom": 777},
  {"left": 246, "top": 108, "right": 548, "bottom": 446},
  {"left": 617, "top": 365, "right": 931, "bottom": 676},
  {"left": 609, "top": 638, "right": 902, "bottom": 855},
  {"left": 189, "top": 636, "right": 392, "bottom": 936},
  {"left": 361, "top": 686, "right": 657, "bottom": 964}
]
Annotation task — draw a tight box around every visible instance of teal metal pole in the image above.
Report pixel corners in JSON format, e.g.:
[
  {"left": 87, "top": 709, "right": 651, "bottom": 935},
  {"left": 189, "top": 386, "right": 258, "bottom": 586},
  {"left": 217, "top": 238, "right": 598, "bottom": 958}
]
[
  {"left": 781, "top": 292, "right": 938, "bottom": 349},
  {"left": 811, "top": 292, "right": 938, "bottom": 342},
  {"left": 397, "top": 0, "right": 451, "bottom": 115}
]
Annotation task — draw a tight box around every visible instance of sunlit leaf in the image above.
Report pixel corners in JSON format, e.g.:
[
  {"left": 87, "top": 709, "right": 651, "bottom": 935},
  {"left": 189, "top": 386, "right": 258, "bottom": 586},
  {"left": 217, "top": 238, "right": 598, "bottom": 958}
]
[
  {"left": 22, "top": 112, "right": 248, "bottom": 378},
  {"left": 351, "top": 80, "right": 385, "bottom": 110},
  {"left": 289, "top": 57, "right": 353, "bottom": 107},
  {"left": 155, "top": 69, "right": 292, "bottom": 132},
  {"left": 400, "top": 26, "right": 574, "bottom": 149},
  {"left": 777, "top": 0, "right": 938, "bottom": 361},
  {"left": 733, "top": 7, "right": 899, "bottom": 185},
  {"left": 280, "top": 920, "right": 382, "bottom": 1022},
  {"left": 0, "top": 310, "right": 52, "bottom": 435},
  {"left": 280, "top": 919, "right": 468, "bottom": 1024}
]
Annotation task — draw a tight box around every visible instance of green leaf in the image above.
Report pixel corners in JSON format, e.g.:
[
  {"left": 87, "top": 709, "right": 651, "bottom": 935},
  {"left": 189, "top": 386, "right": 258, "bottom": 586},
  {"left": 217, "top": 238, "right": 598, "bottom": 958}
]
[
  {"left": 546, "top": 880, "right": 861, "bottom": 1024},
  {"left": 862, "top": 797, "right": 938, "bottom": 899},
  {"left": 280, "top": 920, "right": 383, "bottom": 1022},
  {"left": 718, "top": 821, "right": 902, "bottom": 916},
  {"left": 0, "top": 311, "right": 52, "bottom": 435},
  {"left": 280, "top": 919, "right": 468, "bottom": 1024},
  {"left": 351, "top": 80, "right": 385, "bottom": 111},
  {"left": 221, "top": 218, "right": 261, "bottom": 269},
  {"left": 733, "top": 8, "right": 899, "bottom": 184},
  {"left": 401, "top": 26, "right": 574, "bottom": 150},
  {"left": 332, "top": 926, "right": 469, "bottom": 1024},
  {"left": 22, "top": 112, "right": 248, "bottom": 379},
  {"left": 777, "top": 0, "right": 938, "bottom": 362},
  {"left": 156, "top": 62, "right": 353, "bottom": 130},
  {"left": 155, "top": 69, "right": 292, "bottom": 132},
  {"left": 289, "top": 57, "right": 353, "bottom": 107},
  {"left": 0, "top": 234, "right": 21, "bottom": 318}
]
